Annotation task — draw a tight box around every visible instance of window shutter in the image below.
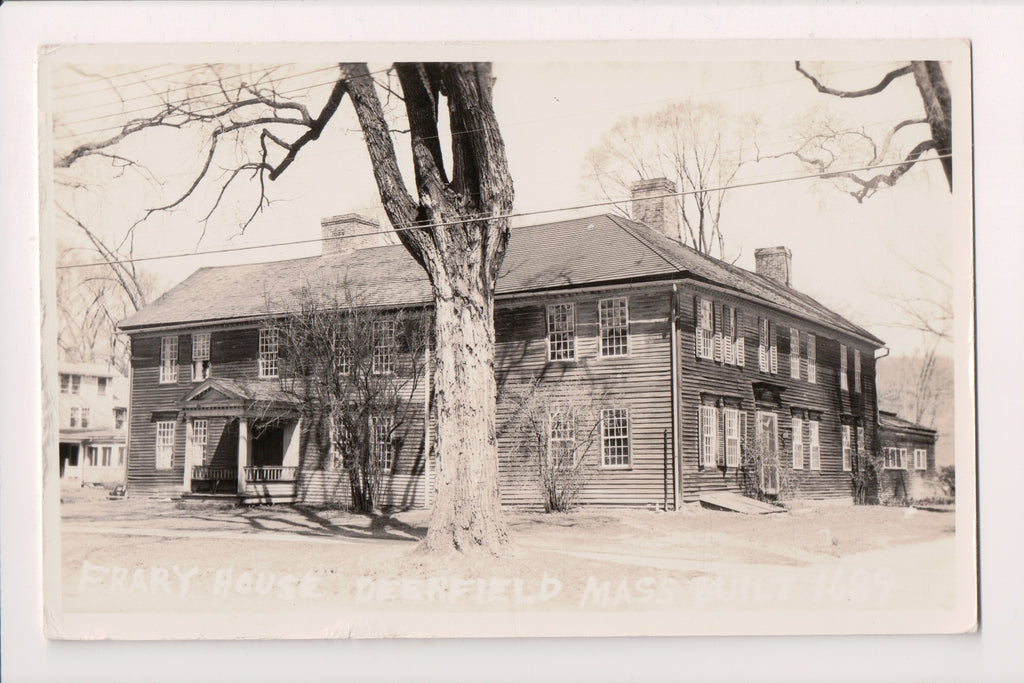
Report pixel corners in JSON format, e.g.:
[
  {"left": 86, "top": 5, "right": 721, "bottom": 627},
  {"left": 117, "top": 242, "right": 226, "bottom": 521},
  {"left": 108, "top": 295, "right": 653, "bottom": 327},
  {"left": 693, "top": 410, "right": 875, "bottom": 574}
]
[
  {"left": 713, "top": 303, "right": 723, "bottom": 362},
  {"left": 736, "top": 309, "right": 745, "bottom": 367},
  {"left": 739, "top": 411, "right": 747, "bottom": 456},
  {"left": 717, "top": 405, "right": 726, "bottom": 466},
  {"left": 758, "top": 317, "right": 767, "bottom": 370},
  {"left": 693, "top": 295, "right": 701, "bottom": 359},
  {"left": 769, "top": 322, "right": 778, "bottom": 374}
]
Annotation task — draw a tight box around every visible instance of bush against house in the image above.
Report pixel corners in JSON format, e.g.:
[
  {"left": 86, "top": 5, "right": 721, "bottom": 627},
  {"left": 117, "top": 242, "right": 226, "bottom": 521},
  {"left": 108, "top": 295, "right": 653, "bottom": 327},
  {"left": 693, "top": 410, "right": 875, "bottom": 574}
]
[
  {"left": 270, "top": 284, "right": 429, "bottom": 512},
  {"left": 500, "top": 379, "right": 604, "bottom": 512},
  {"left": 738, "top": 432, "right": 798, "bottom": 503}
]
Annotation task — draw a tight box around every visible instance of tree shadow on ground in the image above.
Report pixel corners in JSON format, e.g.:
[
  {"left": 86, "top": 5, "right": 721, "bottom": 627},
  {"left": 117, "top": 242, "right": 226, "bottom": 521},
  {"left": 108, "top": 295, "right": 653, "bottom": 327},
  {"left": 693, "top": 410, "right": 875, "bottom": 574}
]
[{"left": 197, "top": 505, "right": 428, "bottom": 543}]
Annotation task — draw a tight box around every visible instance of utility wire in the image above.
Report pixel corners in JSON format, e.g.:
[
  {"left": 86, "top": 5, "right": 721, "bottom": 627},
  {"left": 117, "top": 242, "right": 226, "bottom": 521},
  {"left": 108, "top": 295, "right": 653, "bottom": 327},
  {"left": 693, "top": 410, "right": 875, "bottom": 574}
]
[{"left": 56, "top": 154, "right": 952, "bottom": 271}]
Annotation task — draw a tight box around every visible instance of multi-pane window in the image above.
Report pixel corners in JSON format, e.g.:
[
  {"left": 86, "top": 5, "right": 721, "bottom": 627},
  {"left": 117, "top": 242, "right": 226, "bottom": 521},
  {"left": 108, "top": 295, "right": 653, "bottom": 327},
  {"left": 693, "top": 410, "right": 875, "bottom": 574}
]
[
  {"left": 71, "top": 375, "right": 81, "bottom": 394},
  {"left": 854, "top": 349, "right": 862, "bottom": 393},
  {"left": 336, "top": 343, "right": 351, "bottom": 377},
  {"left": 60, "top": 374, "right": 70, "bottom": 393},
  {"left": 808, "top": 419, "right": 821, "bottom": 470},
  {"left": 190, "top": 419, "right": 208, "bottom": 465},
  {"left": 790, "top": 328, "right": 800, "bottom": 379},
  {"left": 370, "top": 415, "right": 394, "bottom": 471},
  {"left": 807, "top": 334, "right": 817, "bottom": 383},
  {"left": 756, "top": 411, "right": 778, "bottom": 452},
  {"left": 839, "top": 344, "right": 849, "bottom": 391},
  {"left": 598, "top": 297, "right": 629, "bottom": 357},
  {"left": 160, "top": 336, "right": 179, "bottom": 384},
  {"left": 258, "top": 327, "right": 279, "bottom": 378},
  {"left": 914, "top": 448, "right": 928, "bottom": 470},
  {"left": 856, "top": 425, "right": 865, "bottom": 456},
  {"left": 69, "top": 406, "right": 79, "bottom": 428},
  {"left": 758, "top": 318, "right": 777, "bottom": 374},
  {"left": 546, "top": 303, "right": 576, "bottom": 361},
  {"left": 699, "top": 405, "right": 718, "bottom": 467},
  {"left": 722, "top": 305, "right": 744, "bottom": 366},
  {"left": 115, "top": 407, "right": 127, "bottom": 430},
  {"left": 548, "top": 412, "right": 576, "bottom": 465},
  {"left": 724, "top": 408, "right": 742, "bottom": 467},
  {"left": 155, "top": 421, "right": 175, "bottom": 470},
  {"left": 117, "top": 446, "right": 126, "bottom": 466},
  {"left": 81, "top": 408, "right": 90, "bottom": 428},
  {"left": 884, "top": 447, "right": 907, "bottom": 470},
  {"left": 842, "top": 425, "right": 852, "bottom": 472},
  {"left": 792, "top": 416, "right": 804, "bottom": 469},
  {"left": 695, "top": 297, "right": 714, "bottom": 360},
  {"left": 372, "top": 320, "right": 397, "bottom": 375},
  {"left": 600, "top": 408, "right": 630, "bottom": 467},
  {"left": 101, "top": 446, "right": 112, "bottom": 467},
  {"left": 97, "top": 376, "right": 107, "bottom": 396},
  {"left": 86, "top": 446, "right": 99, "bottom": 467},
  {"left": 192, "top": 332, "right": 211, "bottom": 381}
]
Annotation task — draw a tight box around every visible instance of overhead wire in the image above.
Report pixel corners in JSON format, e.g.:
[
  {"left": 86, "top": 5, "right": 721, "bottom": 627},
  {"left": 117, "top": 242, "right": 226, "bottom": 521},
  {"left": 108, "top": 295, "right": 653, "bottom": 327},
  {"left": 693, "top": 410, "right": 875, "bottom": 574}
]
[{"left": 55, "top": 153, "right": 952, "bottom": 271}]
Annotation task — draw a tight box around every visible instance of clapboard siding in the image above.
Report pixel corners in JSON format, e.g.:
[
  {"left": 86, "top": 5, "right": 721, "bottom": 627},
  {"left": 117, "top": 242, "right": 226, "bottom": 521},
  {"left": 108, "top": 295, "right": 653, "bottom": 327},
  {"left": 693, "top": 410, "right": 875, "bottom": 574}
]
[
  {"left": 676, "top": 284, "right": 880, "bottom": 502},
  {"left": 494, "top": 287, "right": 675, "bottom": 509}
]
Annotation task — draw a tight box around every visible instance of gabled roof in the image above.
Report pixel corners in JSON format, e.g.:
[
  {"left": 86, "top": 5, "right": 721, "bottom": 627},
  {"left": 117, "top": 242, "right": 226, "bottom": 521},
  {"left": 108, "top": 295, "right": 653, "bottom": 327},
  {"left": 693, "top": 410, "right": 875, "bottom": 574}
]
[
  {"left": 181, "top": 378, "right": 301, "bottom": 407},
  {"left": 58, "top": 360, "right": 123, "bottom": 378},
  {"left": 878, "top": 410, "right": 938, "bottom": 437},
  {"left": 119, "top": 213, "right": 883, "bottom": 345}
]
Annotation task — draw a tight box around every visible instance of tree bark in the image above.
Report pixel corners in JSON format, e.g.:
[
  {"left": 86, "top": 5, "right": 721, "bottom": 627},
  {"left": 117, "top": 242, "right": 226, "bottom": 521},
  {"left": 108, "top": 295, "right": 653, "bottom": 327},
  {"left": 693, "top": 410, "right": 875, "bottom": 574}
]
[{"left": 911, "top": 61, "right": 953, "bottom": 189}]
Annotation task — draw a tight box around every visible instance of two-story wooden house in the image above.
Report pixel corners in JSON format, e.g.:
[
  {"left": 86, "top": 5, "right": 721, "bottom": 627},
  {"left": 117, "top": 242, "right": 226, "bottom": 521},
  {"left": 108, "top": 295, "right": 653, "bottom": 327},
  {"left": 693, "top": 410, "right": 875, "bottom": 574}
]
[
  {"left": 58, "top": 361, "right": 129, "bottom": 485},
  {"left": 118, "top": 179, "right": 888, "bottom": 508}
]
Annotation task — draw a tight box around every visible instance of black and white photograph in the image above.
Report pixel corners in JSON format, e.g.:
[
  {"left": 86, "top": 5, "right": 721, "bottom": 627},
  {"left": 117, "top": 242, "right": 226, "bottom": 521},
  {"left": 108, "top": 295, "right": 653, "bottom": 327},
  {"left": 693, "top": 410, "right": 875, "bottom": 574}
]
[{"left": 6, "top": 3, "right": 1023, "bottom": 680}]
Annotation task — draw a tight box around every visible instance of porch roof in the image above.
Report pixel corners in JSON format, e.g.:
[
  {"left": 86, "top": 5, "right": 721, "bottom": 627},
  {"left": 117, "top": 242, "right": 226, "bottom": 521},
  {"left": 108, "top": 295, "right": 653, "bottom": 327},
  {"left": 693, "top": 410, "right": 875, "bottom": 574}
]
[{"left": 178, "top": 377, "right": 301, "bottom": 417}]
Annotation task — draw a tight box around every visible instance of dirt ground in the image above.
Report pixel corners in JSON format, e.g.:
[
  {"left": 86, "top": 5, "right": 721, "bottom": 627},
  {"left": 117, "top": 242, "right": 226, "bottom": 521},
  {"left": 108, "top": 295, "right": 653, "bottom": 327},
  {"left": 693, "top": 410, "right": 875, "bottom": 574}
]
[{"left": 56, "top": 487, "right": 958, "bottom": 631}]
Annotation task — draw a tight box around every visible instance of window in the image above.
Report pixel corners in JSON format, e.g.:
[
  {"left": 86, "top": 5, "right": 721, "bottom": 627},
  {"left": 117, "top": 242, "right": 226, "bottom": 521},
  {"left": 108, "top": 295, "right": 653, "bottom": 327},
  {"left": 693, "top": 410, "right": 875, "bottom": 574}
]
[
  {"left": 842, "top": 425, "right": 852, "bottom": 472},
  {"left": 807, "top": 334, "right": 817, "bottom": 384},
  {"left": 884, "top": 447, "right": 907, "bottom": 470},
  {"left": 117, "top": 446, "right": 126, "bottom": 466},
  {"left": 548, "top": 411, "right": 576, "bottom": 466},
  {"left": 724, "top": 408, "right": 742, "bottom": 467},
  {"left": 840, "top": 344, "right": 848, "bottom": 391},
  {"left": 336, "top": 344, "right": 351, "bottom": 377},
  {"left": 155, "top": 421, "right": 175, "bottom": 470},
  {"left": 160, "top": 336, "right": 179, "bottom": 384},
  {"left": 86, "top": 446, "right": 99, "bottom": 467},
  {"left": 914, "top": 448, "right": 928, "bottom": 470},
  {"left": 722, "top": 305, "right": 744, "bottom": 366},
  {"left": 792, "top": 416, "right": 804, "bottom": 469},
  {"left": 101, "top": 446, "right": 112, "bottom": 467},
  {"left": 192, "top": 332, "right": 211, "bottom": 381},
  {"left": 546, "top": 303, "right": 576, "bottom": 361},
  {"left": 790, "top": 328, "right": 800, "bottom": 379},
  {"left": 80, "top": 408, "right": 90, "bottom": 429},
  {"left": 600, "top": 408, "right": 630, "bottom": 467},
  {"left": 854, "top": 349, "right": 862, "bottom": 393},
  {"left": 190, "top": 419, "right": 208, "bottom": 465},
  {"left": 856, "top": 425, "right": 865, "bottom": 455},
  {"left": 60, "top": 374, "right": 70, "bottom": 393},
  {"left": 71, "top": 375, "right": 81, "bottom": 394},
  {"left": 371, "top": 320, "right": 397, "bottom": 374},
  {"left": 69, "top": 406, "right": 79, "bottom": 428},
  {"left": 258, "top": 327, "right": 279, "bottom": 378},
  {"left": 809, "top": 419, "right": 821, "bottom": 470},
  {"left": 758, "top": 318, "right": 777, "bottom": 374},
  {"left": 97, "top": 376, "right": 107, "bottom": 396},
  {"left": 598, "top": 298, "right": 629, "bottom": 357},
  {"left": 370, "top": 415, "right": 394, "bottom": 471},
  {"left": 696, "top": 297, "right": 714, "bottom": 360},
  {"left": 114, "top": 407, "right": 127, "bottom": 430},
  {"left": 756, "top": 411, "right": 778, "bottom": 452},
  {"left": 699, "top": 405, "right": 718, "bottom": 467}
]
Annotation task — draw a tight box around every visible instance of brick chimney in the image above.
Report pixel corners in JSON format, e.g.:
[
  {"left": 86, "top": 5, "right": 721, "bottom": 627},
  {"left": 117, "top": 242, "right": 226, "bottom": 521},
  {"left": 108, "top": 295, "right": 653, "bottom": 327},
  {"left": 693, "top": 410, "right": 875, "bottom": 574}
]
[
  {"left": 754, "top": 246, "right": 792, "bottom": 287},
  {"left": 630, "top": 177, "right": 679, "bottom": 242},
  {"left": 320, "top": 214, "right": 385, "bottom": 258}
]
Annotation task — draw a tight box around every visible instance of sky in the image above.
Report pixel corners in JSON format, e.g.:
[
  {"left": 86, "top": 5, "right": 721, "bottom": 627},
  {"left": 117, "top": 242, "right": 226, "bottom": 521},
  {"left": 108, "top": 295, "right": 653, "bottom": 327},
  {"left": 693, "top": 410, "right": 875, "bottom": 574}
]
[{"left": 48, "top": 50, "right": 962, "bottom": 362}]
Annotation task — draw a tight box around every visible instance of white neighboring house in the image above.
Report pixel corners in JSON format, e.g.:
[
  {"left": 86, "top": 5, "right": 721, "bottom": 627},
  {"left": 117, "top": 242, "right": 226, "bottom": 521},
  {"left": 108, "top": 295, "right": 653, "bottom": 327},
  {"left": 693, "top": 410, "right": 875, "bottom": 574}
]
[{"left": 58, "top": 361, "right": 128, "bottom": 486}]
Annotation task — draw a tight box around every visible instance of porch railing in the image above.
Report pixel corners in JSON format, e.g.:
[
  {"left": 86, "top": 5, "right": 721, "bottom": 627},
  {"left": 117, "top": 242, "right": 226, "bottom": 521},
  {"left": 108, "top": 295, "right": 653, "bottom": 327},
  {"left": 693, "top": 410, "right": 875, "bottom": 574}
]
[
  {"left": 192, "top": 465, "right": 237, "bottom": 481},
  {"left": 244, "top": 466, "right": 298, "bottom": 482}
]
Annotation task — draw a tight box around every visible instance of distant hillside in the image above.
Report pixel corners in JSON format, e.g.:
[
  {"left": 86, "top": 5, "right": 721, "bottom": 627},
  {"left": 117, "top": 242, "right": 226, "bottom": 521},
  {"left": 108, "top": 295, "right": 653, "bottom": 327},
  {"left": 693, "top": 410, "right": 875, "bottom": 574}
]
[{"left": 875, "top": 353, "right": 955, "bottom": 468}]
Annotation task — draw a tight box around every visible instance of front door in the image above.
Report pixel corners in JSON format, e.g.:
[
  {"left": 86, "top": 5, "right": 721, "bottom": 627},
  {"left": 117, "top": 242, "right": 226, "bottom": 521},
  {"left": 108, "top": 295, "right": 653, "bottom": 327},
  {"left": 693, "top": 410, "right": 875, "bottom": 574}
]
[{"left": 252, "top": 425, "right": 284, "bottom": 468}]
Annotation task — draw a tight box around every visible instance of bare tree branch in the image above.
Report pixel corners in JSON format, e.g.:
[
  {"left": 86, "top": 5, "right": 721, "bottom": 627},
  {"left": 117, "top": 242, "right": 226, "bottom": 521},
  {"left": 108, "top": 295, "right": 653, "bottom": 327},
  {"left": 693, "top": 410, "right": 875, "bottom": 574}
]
[{"left": 795, "top": 61, "right": 913, "bottom": 98}]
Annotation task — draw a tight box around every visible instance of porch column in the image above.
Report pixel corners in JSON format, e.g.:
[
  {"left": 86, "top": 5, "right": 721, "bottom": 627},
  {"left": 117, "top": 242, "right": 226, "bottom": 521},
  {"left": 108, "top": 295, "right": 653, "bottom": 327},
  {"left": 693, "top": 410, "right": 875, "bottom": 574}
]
[
  {"left": 183, "top": 418, "right": 193, "bottom": 493},
  {"left": 237, "top": 417, "right": 248, "bottom": 494}
]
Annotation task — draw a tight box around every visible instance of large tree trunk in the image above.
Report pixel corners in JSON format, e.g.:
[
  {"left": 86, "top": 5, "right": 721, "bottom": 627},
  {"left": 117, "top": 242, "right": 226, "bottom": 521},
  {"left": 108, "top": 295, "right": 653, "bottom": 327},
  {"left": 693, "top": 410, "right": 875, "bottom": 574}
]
[
  {"left": 911, "top": 61, "right": 953, "bottom": 190},
  {"left": 342, "top": 62, "right": 515, "bottom": 555},
  {"left": 420, "top": 274, "right": 511, "bottom": 554}
]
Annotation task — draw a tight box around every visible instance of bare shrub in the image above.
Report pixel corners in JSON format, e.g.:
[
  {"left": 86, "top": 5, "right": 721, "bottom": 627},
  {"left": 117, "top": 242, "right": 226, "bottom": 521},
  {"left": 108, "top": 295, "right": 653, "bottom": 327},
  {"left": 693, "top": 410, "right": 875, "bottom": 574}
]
[{"left": 738, "top": 433, "right": 797, "bottom": 503}]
